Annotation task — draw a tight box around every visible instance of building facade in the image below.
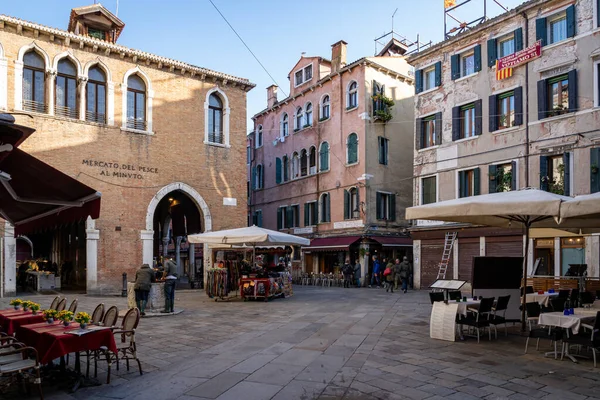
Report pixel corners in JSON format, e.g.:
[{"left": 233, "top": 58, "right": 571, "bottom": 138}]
[
  {"left": 249, "top": 40, "right": 414, "bottom": 278},
  {"left": 408, "top": 0, "right": 600, "bottom": 288},
  {"left": 0, "top": 4, "right": 253, "bottom": 295}
]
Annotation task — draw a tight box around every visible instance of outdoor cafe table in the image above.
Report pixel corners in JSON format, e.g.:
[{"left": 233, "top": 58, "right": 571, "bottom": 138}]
[
  {"left": 538, "top": 308, "right": 598, "bottom": 362},
  {"left": 455, "top": 299, "right": 481, "bottom": 317},
  {"left": 526, "top": 292, "right": 559, "bottom": 307},
  {"left": 0, "top": 308, "right": 45, "bottom": 335}
]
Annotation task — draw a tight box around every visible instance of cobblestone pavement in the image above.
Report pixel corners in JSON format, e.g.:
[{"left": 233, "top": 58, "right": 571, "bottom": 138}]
[{"left": 3, "top": 286, "right": 600, "bottom": 400}]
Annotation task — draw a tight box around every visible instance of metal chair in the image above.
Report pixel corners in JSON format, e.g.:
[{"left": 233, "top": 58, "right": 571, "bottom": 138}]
[
  {"left": 429, "top": 292, "right": 445, "bottom": 304},
  {"left": 580, "top": 291, "right": 595, "bottom": 306},
  {"left": 448, "top": 291, "right": 462, "bottom": 301},
  {"left": 550, "top": 297, "right": 566, "bottom": 312},
  {"left": 570, "top": 288, "right": 580, "bottom": 308},
  {"left": 557, "top": 289, "right": 570, "bottom": 299},
  {"left": 461, "top": 297, "right": 494, "bottom": 343},
  {"left": 561, "top": 311, "right": 600, "bottom": 367},
  {"left": 488, "top": 295, "right": 511, "bottom": 338},
  {"left": 525, "top": 301, "right": 563, "bottom": 359},
  {"left": 55, "top": 298, "right": 66, "bottom": 312}
]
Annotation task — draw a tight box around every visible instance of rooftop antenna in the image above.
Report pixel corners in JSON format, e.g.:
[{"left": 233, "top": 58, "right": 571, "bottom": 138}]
[
  {"left": 116, "top": 0, "right": 119, "bottom": 17},
  {"left": 444, "top": 0, "right": 510, "bottom": 40},
  {"left": 391, "top": 8, "right": 398, "bottom": 38}
]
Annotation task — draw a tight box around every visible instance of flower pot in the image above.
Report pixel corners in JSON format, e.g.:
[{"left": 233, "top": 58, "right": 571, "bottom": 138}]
[
  {"left": 13, "top": 305, "right": 20, "bottom": 310},
  {"left": 46, "top": 318, "right": 54, "bottom": 324},
  {"left": 79, "top": 323, "right": 87, "bottom": 330},
  {"left": 63, "top": 321, "right": 70, "bottom": 327},
  {"left": 32, "top": 310, "right": 38, "bottom": 316},
  {"left": 23, "top": 307, "right": 29, "bottom": 312}
]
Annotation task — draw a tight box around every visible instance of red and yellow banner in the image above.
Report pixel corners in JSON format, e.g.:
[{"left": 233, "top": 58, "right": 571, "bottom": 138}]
[
  {"left": 495, "top": 40, "right": 542, "bottom": 81},
  {"left": 444, "top": 0, "right": 456, "bottom": 8},
  {"left": 495, "top": 60, "right": 513, "bottom": 80}
]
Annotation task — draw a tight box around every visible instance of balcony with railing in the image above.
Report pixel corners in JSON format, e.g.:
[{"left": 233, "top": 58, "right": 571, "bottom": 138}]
[
  {"left": 23, "top": 100, "right": 47, "bottom": 114},
  {"left": 55, "top": 104, "right": 78, "bottom": 119},
  {"left": 126, "top": 117, "right": 147, "bottom": 131}
]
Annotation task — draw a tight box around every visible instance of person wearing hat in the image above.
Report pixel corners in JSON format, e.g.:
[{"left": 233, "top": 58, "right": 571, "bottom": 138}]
[
  {"left": 162, "top": 258, "right": 178, "bottom": 313},
  {"left": 134, "top": 263, "right": 155, "bottom": 316}
]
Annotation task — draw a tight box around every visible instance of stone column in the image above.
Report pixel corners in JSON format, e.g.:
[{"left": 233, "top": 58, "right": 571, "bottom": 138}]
[
  {"left": 188, "top": 243, "right": 195, "bottom": 280},
  {"left": 413, "top": 240, "right": 421, "bottom": 289},
  {"left": 554, "top": 237, "right": 561, "bottom": 276},
  {"left": 175, "top": 236, "right": 183, "bottom": 277},
  {"left": 0, "top": 56, "right": 8, "bottom": 110},
  {"left": 77, "top": 76, "right": 87, "bottom": 121},
  {"left": 85, "top": 217, "right": 99, "bottom": 293},
  {"left": 140, "top": 230, "right": 154, "bottom": 267},
  {"left": 47, "top": 70, "right": 56, "bottom": 116},
  {"left": 452, "top": 240, "right": 459, "bottom": 280},
  {"left": 586, "top": 235, "right": 599, "bottom": 278},
  {"left": 13, "top": 60, "right": 23, "bottom": 110},
  {"left": 107, "top": 82, "right": 115, "bottom": 125},
  {"left": 3, "top": 223, "right": 16, "bottom": 297}
]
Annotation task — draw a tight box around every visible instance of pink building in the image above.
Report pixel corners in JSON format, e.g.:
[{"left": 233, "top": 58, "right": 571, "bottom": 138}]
[{"left": 248, "top": 40, "right": 415, "bottom": 279}]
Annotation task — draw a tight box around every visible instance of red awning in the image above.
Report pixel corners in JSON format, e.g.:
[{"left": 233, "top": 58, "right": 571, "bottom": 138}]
[
  {"left": 303, "top": 236, "right": 362, "bottom": 252},
  {"left": 372, "top": 236, "right": 413, "bottom": 247},
  {"left": 0, "top": 146, "right": 101, "bottom": 236}
]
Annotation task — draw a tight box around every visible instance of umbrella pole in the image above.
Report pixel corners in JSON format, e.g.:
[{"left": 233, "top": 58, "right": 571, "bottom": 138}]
[
  {"left": 521, "top": 222, "right": 530, "bottom": 332},
  {"left": 253, "top": 245, "right": 256, "bottom": 268}
]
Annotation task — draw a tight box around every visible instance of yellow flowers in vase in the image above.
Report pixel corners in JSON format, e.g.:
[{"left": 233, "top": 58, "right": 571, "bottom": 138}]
[{"left": 75, "top": 312, "right": 91, "bottom": 329}]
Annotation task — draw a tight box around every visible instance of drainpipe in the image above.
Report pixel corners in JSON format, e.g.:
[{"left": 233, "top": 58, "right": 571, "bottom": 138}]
[{"left": 522, "top": 11, "right": 530, "bottom": 188}]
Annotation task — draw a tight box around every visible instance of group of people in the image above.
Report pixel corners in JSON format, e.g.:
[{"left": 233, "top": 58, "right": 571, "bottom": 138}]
[
  {"left": 133, "top": 258, "right": 178, "bottom": 316},
  {"left": 370, "top": 256, "right": 412, "bottom": 293}
]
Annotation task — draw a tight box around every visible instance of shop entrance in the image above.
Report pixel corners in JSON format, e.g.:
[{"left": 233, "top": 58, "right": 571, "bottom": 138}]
[{"left": 534, "top": 238, "right": 554, "bottom": 276}]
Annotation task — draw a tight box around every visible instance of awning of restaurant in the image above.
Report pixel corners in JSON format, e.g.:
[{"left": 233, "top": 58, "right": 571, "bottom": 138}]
[
  {"left": 0, "top": 115, "right": 101, "bottom": 235},
  {"left": 303, "top": 236, "right": 362, "bottom": 252},
  {"left": 372, "top": 236, "right": 412, "bottom": 247}
]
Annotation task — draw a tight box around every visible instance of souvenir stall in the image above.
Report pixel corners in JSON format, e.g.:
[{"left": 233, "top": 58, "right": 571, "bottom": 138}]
[
  {"left": 239, "top": 254, "right": 293, "bottom": 302},
  {"left": 205, "top": 248, "right": 246, "bottom": 301}
]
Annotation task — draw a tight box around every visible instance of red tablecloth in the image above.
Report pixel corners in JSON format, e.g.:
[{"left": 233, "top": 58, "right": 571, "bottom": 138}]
[
  {"left": 16, "top": 322, "right": 118, "bottom": 365},
  {"left": 0, "top": 308, "right": 45, "bottom": 335}
]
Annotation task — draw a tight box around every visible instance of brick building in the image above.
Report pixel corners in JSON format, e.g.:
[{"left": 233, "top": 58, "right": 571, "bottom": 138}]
[
  {"left": 0, "top": 4, "right": 254, "bottom": 295},
  {"left": 248, "top": 40, "right": 414, "bottom": 279},
  {"left": 408, "top": 0, "right": 600, "bottom": 288}
]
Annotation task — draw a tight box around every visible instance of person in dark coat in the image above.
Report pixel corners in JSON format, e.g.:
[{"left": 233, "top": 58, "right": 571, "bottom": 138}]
[
  {"left": 354, "top": 261, "right": 362, "bottom": 287},
  {"left": 162, "top": 259, "right": 178, "bottom": 313},
  {"left": 398, "top": 256, "right": 412, "bottom": 293},
  {"left": 342, "top": 259, "right": 353, "bottom": 288},
  {"left": 134, "top": 264, "right": 155, "bottom": 316}
]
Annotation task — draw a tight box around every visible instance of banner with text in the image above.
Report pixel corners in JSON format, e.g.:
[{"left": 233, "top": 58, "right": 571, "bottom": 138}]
[{"left": 497, "top": 40, "right": 542, "bottom": 70}]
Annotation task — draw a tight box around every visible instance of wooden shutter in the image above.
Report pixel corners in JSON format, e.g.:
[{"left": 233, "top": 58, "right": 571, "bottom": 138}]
[
  {"left": 325, "top": 194, "right": 331, "bottom": 222},
  {"left": 312, "top": 204, "right": 318, "bottom": 225},
  {"left": 286, "top": 206, "right": 293, "bottom": 228},
  {"left": 591, "top": 148, "right": 600, "bottom": 193},
  {"left": 451, "top": 54, "right": 460, "bottom": 80},
  {"left": 563, "top": 152, "right": 571, "bottom": 196},
  {"left": 514, "top": 27, "right": 523, "bottom": 51},
  {"left": 540, "top": 156, "right": 549, "bottom": 191},
  {"left": 489, "top": 94, "right": 498, "bottom": 132},
  {"left": 304, "top": 203, "right": 309, "bottom": 227},
  {"left": 487, "top": 38, "right": 497, "bottom": 67},
  {"left": 474, "top": 99, "right": 483, "bottom": 136},
  {"left": 348, "top": 135, "right": 357, "bottom": 164},
  {"left": 277, "top": 208, "right": 282, "bottom": 230},
  {"left": 537, "top": 79, "right": 548, "bottom": 120},
  {"left": 389, "top": 194, "right": 396, "bottom": 221},
  {"left": 376, "top": 192, "right": 382, "bottom": 220},
  {"left": 536, "top": 18, "right": 547, "bottom": 46},
  {"left": 566, "top": 5, "right": 576, "bottom": 38},
  {"left": 344, "top": 190, "right": 349, "bottom": 220},
  {"left": 511, "top": 161, "right": 518, "bottom": 190},
  {"left": 378, "top": 137, "right": 385, "bottom": 164},
  {"left": 452, "top": 106, "right": 461, "bottom": 141},
  {"left": 474, "top": 44, "right": 482, "bottom": 72},
  {"left": 568, "top": 69, "right": 578, "bottom": 113},
  {"left": 415, "top": 70, "right": 423, "bottom": 94},
  {"left": 473, "top": 168, "right": 481, "bottom": 196},
  {"left": 257, "top": 211, "right": 263, "bottom": 227},
  {"left": 489, "top": 165, "right": 498, "bottom": 193},
  {"left": 415, "top": 118, "right": 423, "bottom": 150},
  {"left": 514, "top": 86, "right": 523, "bottom": 126},
  {"left": 458, "top": 171, "right": 465, "bottom": 198},
  {"left": 435, "top": 113, "right": 443, "bottom": 145},
  {"left": 434, "top": 62, "right": 442, "bottom": 87},
  {"left": 275, "top": 157, "right": 282, "bottom": 184}
]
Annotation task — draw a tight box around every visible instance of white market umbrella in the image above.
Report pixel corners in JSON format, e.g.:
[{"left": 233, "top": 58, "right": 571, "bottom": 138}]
[
  {"left": 560, "top": 192, "right": 600, "bottom": 230},
  {"left": 406, "top": 188, "right": 572, "bottom": 331}
]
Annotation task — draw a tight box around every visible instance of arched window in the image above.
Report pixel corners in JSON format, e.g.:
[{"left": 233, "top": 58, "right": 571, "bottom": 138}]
[
  {"left": 309, "top": 146, "right": 316, "bottom": 174},
  {"left": 281, "top": 113, "right": 289, "bottom": 137},
  {"left": 300, "top": 149, "right": 308, "bottom": 177},
  {"left": 256, "top": 125, "right": 263, "bottom": 148},
  {"left": 208, "top": 93, "right": 224, "bottom": 144},
  {"left": 23, "top": 51, "right": 46, "bottom": 113},
  {"left": 321, "top": 95, "right": 330, "bottom": 120},
  {"left": 127, "top": 74, "right": 146, "bottom": 130},
  {"left": 319, "top": 141, "right": 330, "bottom": 172},
  {"left": 86, "top": 65, "right": 106, "bottom": 123},
  {"left": 320, "top": 193, "right": 330, "bottom": 223},
  {"left": 292, "top": 152, "right": 299, "bottom": 179},
  {"left": 305, "top": 102, "right": 313, "bottom": 127},
  {"left": 282, "top": 155, "right": 289, "bottom": 182},
  {"left": 56, "top": 58, "right": 78, "bottom": 118},
  {"left": 347, "top": 81, "right": 358, "bottom": 109},
  {"left": 295, "top": 107, "right": 303, "bottom": 131},
  {"left": 347, "top": 133, "right": 358, "bottom": 164},
  {"left": 255, "top": 164, "right": 263, "bottom": 189},
  {"left": 344, "top": 187, "right": 360, "bottom": 220}
]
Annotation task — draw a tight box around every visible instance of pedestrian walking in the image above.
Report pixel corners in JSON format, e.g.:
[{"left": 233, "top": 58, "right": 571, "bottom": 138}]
[
  {"left": 384, "top": 258, "right": 395, "bottom": 293},
  {"left": 342, "top": 259, "right": 354, "bottom": 288},
  {"left": 161, "top": 258, "right": 178, "bottom": 313},
  {"left": 369, "top": 256, "right": 381, "bottom": 288},
  {"left": 394, "top": 258, "right": 401, "bottom": 290},
  {"left": 134, "top": 263, "right": 155, "bottom": 316},
  {"left": 398, "top": 256, "right": 412, "bottom": 293},
  {"left": 354, "top": 260, "right": 362, "bottom": 287}
]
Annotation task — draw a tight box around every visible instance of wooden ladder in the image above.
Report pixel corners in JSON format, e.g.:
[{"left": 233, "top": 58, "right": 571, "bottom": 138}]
[{"left": 436, "top": 232, "right": 458, "bottom": 280}]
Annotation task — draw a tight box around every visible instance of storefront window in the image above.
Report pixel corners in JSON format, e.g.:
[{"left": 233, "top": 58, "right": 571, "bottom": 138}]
[
  {"left": 561, "top": 237, "right": 585, "bottom": 276},
  {"left": 534, "top": 238, "right": 554, "bottom": 276}
]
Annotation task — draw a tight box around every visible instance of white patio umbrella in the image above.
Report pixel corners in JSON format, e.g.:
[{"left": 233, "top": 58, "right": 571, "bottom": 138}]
[
  {"left": 406, "top": 188, "right": 572, "bottom": 331},
  {"left": 560, "top": 192, "right": 600, "bottom": 228}
]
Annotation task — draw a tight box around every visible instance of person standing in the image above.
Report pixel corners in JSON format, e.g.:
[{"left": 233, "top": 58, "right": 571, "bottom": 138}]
[
  {"left": 369, "top": 256, "right": 381, "bottom": 288},
  {"left": 342, "top": 259, "right": 353, "bottom": 288},
  {"left": 162, "top": 258, "right": 178, "bottom": 313},
  {"left": 394, "top": 258, "right": 401, "bottom": 290},
  {"left": 354, "top": 260, "right": 362, "bottom": 287},
  {"left": 399, "top": 256, "right": 412, "bottom": 293},
  {"left": 134, "top": 263, "right": 155, "bottom": 316},
  {"left": 384, "top": 258, "right": 396, "bottom": 293}
]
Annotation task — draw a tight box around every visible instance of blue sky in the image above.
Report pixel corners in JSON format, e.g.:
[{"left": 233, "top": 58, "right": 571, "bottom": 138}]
[{"left": 3, "top": 0, "right": 526, "bottom": 129}]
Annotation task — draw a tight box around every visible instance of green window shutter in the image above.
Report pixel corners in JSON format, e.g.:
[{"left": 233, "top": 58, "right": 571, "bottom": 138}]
[
  {"left": 286, "top": 206, "right": 293, "bottom": 228},
  {"left": 348, "top": 134, "right": 358, "bottom": 164},
  {"left": 435, "top": 113, "right": 443, "bottom": 145},
  {"left": 567, "top": 69, "right": 578, "bottom": 113},
  {"left": 487, "top": 38, "right": 497, "bottom": 67},
  {"left": 344, "top": 190, "right": 350, "bottom": 220},
  {"left": 415, "top": 118, "right": 423, "bottom": 150},
  {"left": 540, "top": 156, "right": 549, "bottom": 191},
  {"left": 376, "top": 192, "right": 382, "bottom": 220},
  {"left": 257, "top": 211, "right": 263, "bottom": 227},
  {"left": 260, "top": 167, "right": 264, "bottom": 189},
  {"left": 473, "top": 44, "right": 482, "bottom": 72},
  {"left": 514, "top": 87, "right": 523, "bottom": 126},
  {"left": 451, "top": 106, "right": 460, "bottom": 141},
  {"left": 251, "top": 167, "right": 256, "bottom": 190},
  {"left": 389, "top": 194, "right": 396, "bottom": 221},
  {"left": 304, "top": 203, "right": 309, "bottom": 227},
  {"left": 415, "top": 70, "right": 423, "bottom": 94},
  {"left": 458, "top": 171, "right": 466, "bottom": 198},
  {"left": 514, "top": 27, "right": 523, "bottom": 51},
  {"left": 537, "top": 79, "right": 548, "bottom": 120},
  {"left": 566, "top": 5, "right": 576, "bottom": 38},
  {"left": 474, "top": 99, "right": 483, "bottom": 136},
  {"left": 473, "top": 168, "right": 481, "bottom": 196},
  {"left": 434, "top": 62, "right": 442, "bottom": 87},
  {"left": 563, "top": 152, "right": 571, "bottom": 196},
  {"left": 489, "top": 165, "right": 498, "bottom": 193},
  {"left": 489, "top": 94, "right": 498, "bottom": 132},
  {"left": 275, "top": 157, "right": 282, "bottom": 184},
  {"left": 326, "top": 194, "right": 331, "bottom": 222},
  {"left": 378, "top": 137, "right": 384, "bottom": 164},
  {"left": 511, "top": 161, "right": 517, "bottom": 190},
  {"left": 312, "top": 204, "right": 318, "bottom": 225},
  {"left": 277, "top": 208, "right": 282, "bottom": 230},
  {"left": 591, "top": 148, "right": 600, "bottom": 193},
  {"left": 451, "top": 54, "right": 460, "bottom": 80},
  {"left": 536, "top": 18, "right": 547, "bottom": 46}
]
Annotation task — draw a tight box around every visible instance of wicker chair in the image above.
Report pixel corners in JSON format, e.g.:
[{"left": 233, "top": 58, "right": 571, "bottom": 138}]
[
  {"left": 55, "top": 298, "right": 66, "bottom": 312},
  {"left": 83, "top": 305, "right": 118, "bottom": 378},
  {"left": 101, "top": 306, "right": 119, "bottom": 328},
  {"left": 0, "top": 345, "right": 43, "bottom": 399},
  {"left": 48, "top": 296, "right": 60, "bottom": 311},
  {"left": 91, "top": 304, "right": 105, "bottom": 324},
  {"left": 95, "top": 308, "right": 142, "bottom": 384},
  {"left": 67, "top": 299, "right": 78, "bottom": 314}
]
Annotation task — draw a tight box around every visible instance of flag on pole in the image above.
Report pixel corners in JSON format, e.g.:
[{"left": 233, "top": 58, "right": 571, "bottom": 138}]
[
  {"left": 495, "top": 60, "right": 513, "bottom": 80},
  {"left": 444, "top": 0, "right": 456, "bottom": 8}
]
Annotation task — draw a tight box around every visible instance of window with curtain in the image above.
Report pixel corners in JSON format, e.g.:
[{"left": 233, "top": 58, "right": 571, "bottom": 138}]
[
  {"left": 86, "top": 65, "right": 106, "bottom": 123},
  {"left": 23, "top": 51, "right": 46, "bottom": 113},
  {"left": 421, "top": 176, "right": 437, "bottom": 204},
  {"left": 292, "top": 152, "right": 299, "bottom": 178},
  {"left": 281, "top": 113, "right": 289, "bottom": 137},
  {"left": 56, "top": 58, "right": 78, "bottom": 118},
  {"left": 460, "top": 103, "right": 476, "bottom": 139},
  {"left": 256, "top": 125, "right": 263, "bottom": 148},
  {"left": 295, "top": 107, "right": 303, "bottom": 131},
  {"left": 319, "top": 142, "right": 330, "bottom": 172},
  {"left": 305, "top": 103, "right": 313, "bottom": 127},
  {"left": 347, "top": 81, "right": 358, "bottom": 109},
  {"left": 127, "top": 75, "right": 146, "bottom": 130},
  {"left": 282, "top": 155, "right": 289, "bottom": 182},
  {"left": 321, "top": 95, "right": 330, "bottom": 120},
  {"left": 347, "top": 133, "right": 358, "bottom": 164},
  {"left": 208, "top": 93, "right": 223, "bottom": 144},
  {"left": 549, "top": 12, "right": 567, "bottom": 44}
]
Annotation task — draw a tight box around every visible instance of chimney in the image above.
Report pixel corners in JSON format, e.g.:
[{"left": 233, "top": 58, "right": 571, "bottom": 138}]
[
  {"left": 331, "top": 40, "right": 348, "bottom": 73},
  {"left": 267, "top": 85, "right": 278, "bottom": 108}
]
